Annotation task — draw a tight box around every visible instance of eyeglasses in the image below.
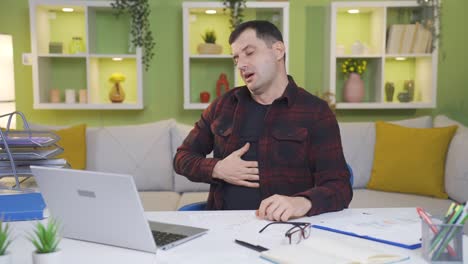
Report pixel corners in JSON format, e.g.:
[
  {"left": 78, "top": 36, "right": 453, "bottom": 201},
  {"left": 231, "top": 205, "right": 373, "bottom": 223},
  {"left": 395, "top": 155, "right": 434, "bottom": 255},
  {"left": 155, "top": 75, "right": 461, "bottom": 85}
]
[{"left": 258, "top": 222, "right": 311, "bottom": 244}]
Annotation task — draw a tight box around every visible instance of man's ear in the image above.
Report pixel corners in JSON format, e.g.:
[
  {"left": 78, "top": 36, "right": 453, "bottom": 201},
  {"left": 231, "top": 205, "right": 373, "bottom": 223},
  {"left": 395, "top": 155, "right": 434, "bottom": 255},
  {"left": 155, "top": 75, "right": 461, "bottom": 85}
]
[{"left": 272, "top": 41, "right": 285, "bottom": 61}]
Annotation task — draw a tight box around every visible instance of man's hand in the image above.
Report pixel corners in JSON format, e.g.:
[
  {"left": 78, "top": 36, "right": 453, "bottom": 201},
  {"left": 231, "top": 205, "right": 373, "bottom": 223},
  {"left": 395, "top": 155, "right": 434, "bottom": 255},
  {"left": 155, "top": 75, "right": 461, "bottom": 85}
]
[
  {"left": 256, "top": 195, "right": 312, "bottom": 221},
  {"left": 212, "top": 143, "right": 259, "bottom": 188}
]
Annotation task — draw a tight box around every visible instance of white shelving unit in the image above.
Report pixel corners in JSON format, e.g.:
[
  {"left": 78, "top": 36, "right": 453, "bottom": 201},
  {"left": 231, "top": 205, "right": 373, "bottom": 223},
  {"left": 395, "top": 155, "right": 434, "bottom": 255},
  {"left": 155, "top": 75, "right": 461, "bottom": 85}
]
[
  {"left": 328, "top": 1, "right": 438, "bottom": 109},
  {"left": 182, "top": 1, "right": 289, "bottom": 110},
  {"left": 29, "top": 0, "right": 143, "bottom": 110}
]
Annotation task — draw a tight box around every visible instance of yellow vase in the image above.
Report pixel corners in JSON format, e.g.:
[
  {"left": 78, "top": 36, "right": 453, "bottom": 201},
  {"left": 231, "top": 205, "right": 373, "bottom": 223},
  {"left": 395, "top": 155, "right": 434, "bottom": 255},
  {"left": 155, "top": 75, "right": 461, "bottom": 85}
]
[{"left": 109, "top": 81, "right": 126, "bottom": 103}]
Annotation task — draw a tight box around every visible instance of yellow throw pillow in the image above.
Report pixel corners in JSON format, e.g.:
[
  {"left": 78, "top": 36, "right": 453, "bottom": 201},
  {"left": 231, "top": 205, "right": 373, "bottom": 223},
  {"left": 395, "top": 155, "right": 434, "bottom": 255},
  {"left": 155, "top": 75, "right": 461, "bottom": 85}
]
[
  {"left": 54, "top": 124, "right": 87, "bottom": 170},
  {"left": 367, "top": 122, "right": 457, "bottom": 198}
]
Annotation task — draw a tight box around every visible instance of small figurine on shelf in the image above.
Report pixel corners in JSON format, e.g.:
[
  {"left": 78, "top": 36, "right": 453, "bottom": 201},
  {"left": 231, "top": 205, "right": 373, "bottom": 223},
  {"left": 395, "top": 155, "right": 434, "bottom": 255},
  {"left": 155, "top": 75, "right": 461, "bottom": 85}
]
[
  {"left": 404, "top": 80, "right": 415, "bottom": 101},
  {"left": 69, "top": 36, "right": 85, "bottom": 54},
  {"left": 109, "top": 73, "right": 126, "bottom": 103},
  {"left": 385, "top": 82, "right": 395, "bottom": 102},
  {"left": 216, "top": 73, "right": 230, "bottom": 97}
]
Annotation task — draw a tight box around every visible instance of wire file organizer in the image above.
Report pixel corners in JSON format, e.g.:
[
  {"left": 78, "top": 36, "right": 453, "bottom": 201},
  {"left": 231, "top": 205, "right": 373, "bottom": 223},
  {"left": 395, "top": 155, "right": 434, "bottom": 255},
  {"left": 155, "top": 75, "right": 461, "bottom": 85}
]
[{"left": 0, "top": 111, "right": 68, "bottom": 191}]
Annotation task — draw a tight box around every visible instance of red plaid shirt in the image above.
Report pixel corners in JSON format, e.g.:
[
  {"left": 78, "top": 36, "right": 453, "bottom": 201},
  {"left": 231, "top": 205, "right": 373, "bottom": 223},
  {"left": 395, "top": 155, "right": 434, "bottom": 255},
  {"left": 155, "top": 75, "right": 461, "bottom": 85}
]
[{"left": 174, "top": 76, "right": 352, "bottom": 216}]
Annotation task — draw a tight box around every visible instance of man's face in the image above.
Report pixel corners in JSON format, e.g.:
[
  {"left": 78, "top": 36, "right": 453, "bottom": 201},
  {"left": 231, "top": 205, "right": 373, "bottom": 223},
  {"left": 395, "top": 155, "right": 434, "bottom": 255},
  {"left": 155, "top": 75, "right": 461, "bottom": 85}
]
[{"left": 231, "top": 29, "right": 280, "bottom": 94}]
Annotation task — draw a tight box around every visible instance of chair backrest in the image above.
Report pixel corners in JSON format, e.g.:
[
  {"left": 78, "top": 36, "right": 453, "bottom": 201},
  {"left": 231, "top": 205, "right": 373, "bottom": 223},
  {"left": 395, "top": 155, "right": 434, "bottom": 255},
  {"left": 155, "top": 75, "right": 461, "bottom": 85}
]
[
  {"left": 178, "top": 201, "right": 207, "bottom": 211},
  {"left": 347, "top": 163, "right": 354, "bottom": 187},
  {"left": 178, "top": 163, "right": 354, "bottom": 211}
]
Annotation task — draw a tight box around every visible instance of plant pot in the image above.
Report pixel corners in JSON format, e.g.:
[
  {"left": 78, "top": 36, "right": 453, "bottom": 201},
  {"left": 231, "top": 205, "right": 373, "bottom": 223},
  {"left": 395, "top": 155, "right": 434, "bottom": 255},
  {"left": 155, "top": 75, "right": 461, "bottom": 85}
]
[
  {"left": 197, "top": 43, "right": 222, "bottom": 54},
  {"left": 200, "top": 91, "right": 210, "bottom": 103},
  {"left": 0, "top": 252, "right": 12, "bottom": 264},
  {"left": 32, "top": 250, "right": 61, "bottom": 264},
  {"left": 343, "top": 72, "right": 365, "bottom": 103}
]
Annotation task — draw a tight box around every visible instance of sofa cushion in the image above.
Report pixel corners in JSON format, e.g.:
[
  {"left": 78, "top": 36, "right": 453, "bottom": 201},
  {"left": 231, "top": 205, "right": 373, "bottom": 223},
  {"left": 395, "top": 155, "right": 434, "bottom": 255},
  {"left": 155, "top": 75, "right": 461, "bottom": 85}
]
[
  {"left": 53, "top": 124, "right": 87, "bottom": 169},
  {"left": 434, "top": 115, "right": 468, "bottom": 203},
  {"left": 339, "top": 116, "right": 432, "bottom": 188},
  {"left": 177, "top": 192, "right": 210, "bottom": 209},
  {"left": 170, "top": 123, "right": 210, "bottom": 192},
  {"left": 86, "top": 119, "right": 175, "bottom": 191},
  {"left": 27, "top": 123, "right": 88, "bottom": 170},
  {"left": 367, "top": 122, "right": 457, "bottom": 198},
  {"left": 349, "top": 189, "right": 453, "bottom": 218},
  {"left": 138, "top": 191, "right": 180, "bottom": 211}
]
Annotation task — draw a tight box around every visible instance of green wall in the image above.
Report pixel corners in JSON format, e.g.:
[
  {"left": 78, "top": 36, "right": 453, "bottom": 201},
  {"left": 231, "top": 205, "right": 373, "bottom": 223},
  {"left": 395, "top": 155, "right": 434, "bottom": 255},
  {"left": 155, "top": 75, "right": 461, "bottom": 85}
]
[{"left": 0, "top": 0, "right": 467, "bottom": 127}]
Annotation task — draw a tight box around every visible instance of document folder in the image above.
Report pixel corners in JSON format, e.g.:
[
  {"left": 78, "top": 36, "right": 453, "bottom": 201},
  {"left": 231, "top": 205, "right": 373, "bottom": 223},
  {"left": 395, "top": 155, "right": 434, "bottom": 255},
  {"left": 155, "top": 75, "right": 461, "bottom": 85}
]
[
  {"left": 312, "top": 224, "right": 421, "bottom": 249},
  {"left": 0, "top": 192, "right": 46, "bottom": 221}
]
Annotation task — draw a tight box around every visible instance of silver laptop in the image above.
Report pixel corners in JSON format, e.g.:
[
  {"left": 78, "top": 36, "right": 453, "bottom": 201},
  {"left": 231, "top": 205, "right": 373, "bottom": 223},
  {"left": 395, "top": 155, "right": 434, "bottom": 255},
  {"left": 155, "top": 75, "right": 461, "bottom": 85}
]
[{"left": 30, "top": 166, "right": 208, "bottom": 253}]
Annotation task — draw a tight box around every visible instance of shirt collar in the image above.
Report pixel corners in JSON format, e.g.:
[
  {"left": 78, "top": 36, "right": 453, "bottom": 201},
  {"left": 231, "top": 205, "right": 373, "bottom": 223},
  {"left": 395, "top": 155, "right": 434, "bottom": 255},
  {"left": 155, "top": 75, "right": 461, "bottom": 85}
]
[{"left": 234, "top": 75, "right": 298, "bottom": 107}]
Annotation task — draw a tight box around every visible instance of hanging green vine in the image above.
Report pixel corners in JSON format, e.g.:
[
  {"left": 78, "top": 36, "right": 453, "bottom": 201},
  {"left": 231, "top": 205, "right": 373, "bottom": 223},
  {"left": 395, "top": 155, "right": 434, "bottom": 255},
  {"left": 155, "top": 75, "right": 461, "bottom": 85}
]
[
  {"left": 111, "top": 0, "right": 155, "bottom": 71},
  {"left": 222, "top": 0, "right": 247, "bottom": 31},
  {"left": 416, "top": 0, "right": 442, "bottom": 51}
]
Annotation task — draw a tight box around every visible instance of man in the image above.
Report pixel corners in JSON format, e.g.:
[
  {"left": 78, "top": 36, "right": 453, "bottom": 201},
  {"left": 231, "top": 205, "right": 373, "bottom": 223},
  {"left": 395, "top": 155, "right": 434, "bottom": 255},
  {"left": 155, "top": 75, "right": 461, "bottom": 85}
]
[{"left": 174, "top": 20, "right": 352, "bottom": 221}]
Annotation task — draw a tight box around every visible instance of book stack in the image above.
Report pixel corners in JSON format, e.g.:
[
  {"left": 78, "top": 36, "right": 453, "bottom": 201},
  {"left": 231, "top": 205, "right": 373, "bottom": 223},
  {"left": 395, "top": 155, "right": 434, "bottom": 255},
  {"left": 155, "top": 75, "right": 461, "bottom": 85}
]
[{"left": 386, "top": 23, "right": 433, "bottom": 54}]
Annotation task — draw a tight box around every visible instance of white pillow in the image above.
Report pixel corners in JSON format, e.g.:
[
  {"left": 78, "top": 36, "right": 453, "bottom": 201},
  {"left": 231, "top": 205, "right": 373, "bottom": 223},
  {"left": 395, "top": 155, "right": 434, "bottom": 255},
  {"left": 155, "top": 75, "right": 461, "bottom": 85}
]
[
  {"left": 170, "top": 122, "right": 211, "bottom": 192},
  {"left": 86, "top": 119, "right": 175, "bottom": 191},
  {"left": 434, "top": 115, "right": 468, "bottom": 203}
]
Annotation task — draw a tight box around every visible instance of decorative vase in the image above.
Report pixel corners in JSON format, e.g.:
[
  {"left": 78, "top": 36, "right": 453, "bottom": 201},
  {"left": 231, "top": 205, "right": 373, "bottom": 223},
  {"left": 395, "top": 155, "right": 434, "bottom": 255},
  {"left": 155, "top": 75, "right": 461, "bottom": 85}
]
[
  {"left": 397, "top": 92, "right": 411, "bottom": 102},
  {"left": 32, "top": 250, "right": 61, "bottom": 264},
  {"left": 216, "top": 73, "right": 230, "bottom": 97},
  {"left": 385, "top": 82, "right": 395, "bottom": 102},
  {"left": 200, "top": 91, "right": 210, "bottom": 103},
  {"left": 404, "top": 80, "right": 415, "bottom": 101},
  {"left": 0, "top": 252, "right": 12, "bottom": 264},
  {"left": 109, "top": 81, "right": 126, "bottom": 103},
  {"left": 343, "top": 72, "right": 364, "bottom": 103},
  {"left": 197, "top": 43, "right": 222, "bottom": 54}
]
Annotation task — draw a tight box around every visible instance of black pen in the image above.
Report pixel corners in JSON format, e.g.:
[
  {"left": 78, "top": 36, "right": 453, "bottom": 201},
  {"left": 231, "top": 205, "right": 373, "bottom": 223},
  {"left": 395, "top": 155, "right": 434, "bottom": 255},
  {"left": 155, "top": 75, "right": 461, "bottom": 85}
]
[{"left": 234, "top": 239, "right": 269, "bottom": 252}]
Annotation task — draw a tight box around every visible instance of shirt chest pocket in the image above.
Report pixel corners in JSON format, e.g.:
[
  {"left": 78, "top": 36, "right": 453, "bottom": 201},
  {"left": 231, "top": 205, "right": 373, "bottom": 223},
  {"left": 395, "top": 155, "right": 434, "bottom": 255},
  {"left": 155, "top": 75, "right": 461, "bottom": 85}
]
[
  {"left": 271, "top": 128, "right": 308, "bottom": 167},
  {"left": 211, "top": 122, "right": 233, "bottom": 158}
]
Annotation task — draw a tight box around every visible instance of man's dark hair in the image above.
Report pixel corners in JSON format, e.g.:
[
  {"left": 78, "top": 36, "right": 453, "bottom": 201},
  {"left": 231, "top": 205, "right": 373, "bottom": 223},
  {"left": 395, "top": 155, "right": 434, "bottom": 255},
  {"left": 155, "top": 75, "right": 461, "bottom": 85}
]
[{"left": 228, "top": 20, "right": 283, "bottom": 46}]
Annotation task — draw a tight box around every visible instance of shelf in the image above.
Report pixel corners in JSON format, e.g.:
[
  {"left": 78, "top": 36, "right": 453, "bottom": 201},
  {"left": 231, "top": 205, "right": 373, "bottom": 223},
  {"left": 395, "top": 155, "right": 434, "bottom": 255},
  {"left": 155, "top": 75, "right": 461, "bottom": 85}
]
[
  {"left": 38, "top": 54, "right": 86, "bottom": 58},
  {"left": 29, "top": 0, "right": 144, "bottom": 110},
  {"left": 88, "top": 6, "right": 134, "bottom": 55},
  {"left": 335, "top": 58, "right": 382, "bottom": 104},
  {"left": 88, "top": 57, "right": 141, "bottom": 106},
  {"left": 328, "top": 1, "right": 438, "bottom": 109},
  {"left": 336, "top": 55, "right": 383, "bottom": 58},
  {"left": 385, "top": 53, "right": 432, "bottom": 58},
  {"left": 37, "top": 56, "right": 87, "bottom": 104},
  {"left": 32, "top": 103, "right": 143, "bottom": 110},
  {"left": 336, "top": 102, "right": 435, "bottom": 109},
  {"left": 190, "top": 54, "right": 233, "bottom": 59},
  {"left": 183, "top": 1, "right": 289, "bottom": 109}
]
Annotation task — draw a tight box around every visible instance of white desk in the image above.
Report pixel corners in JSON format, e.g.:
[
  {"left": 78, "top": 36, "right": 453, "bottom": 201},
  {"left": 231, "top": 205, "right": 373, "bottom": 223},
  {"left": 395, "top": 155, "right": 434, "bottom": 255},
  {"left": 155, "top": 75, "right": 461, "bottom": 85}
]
[{"left": 6, "top": 208, "right": 468, "bottom": 264}]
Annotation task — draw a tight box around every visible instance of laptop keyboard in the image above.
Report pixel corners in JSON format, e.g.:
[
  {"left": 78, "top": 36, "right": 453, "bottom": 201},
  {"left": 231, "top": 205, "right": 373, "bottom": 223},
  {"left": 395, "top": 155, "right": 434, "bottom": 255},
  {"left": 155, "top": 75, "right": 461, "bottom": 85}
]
[{"left": 152, "top": 230, "right": 188, "bottom": 247}]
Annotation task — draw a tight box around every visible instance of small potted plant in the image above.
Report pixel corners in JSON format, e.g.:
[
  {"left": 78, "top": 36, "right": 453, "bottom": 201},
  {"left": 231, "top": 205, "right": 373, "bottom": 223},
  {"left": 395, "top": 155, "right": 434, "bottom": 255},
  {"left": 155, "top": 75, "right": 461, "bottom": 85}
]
[
  {"left": 341, "top": 58, "right": 368, "bottom": 103},
  {"left": 197, "top": 29, "right": 223, "bottom": 54},
  {"left": 0, "top": 220, "right": 12, "bottom": 264},
  {"left": 29, "top": 219, "right": 61, "bottom": 264}
]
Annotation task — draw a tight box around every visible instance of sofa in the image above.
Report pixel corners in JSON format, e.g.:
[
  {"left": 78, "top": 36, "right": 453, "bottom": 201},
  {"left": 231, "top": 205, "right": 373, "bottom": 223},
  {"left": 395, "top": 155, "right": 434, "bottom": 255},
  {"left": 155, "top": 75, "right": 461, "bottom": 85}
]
[{"left": 17, "top": 115, "right": 468, "bottom": 223}]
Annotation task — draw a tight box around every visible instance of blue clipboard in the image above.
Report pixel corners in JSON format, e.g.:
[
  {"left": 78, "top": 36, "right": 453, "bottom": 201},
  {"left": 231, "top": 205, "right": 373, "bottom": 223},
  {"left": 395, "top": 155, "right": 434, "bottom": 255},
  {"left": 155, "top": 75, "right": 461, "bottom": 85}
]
[
  {"left": 0, "top": 192, "right": 46, "bottom": 221},
  {"left": 312, "top": 224, "right": 421, "bottom": 250}
]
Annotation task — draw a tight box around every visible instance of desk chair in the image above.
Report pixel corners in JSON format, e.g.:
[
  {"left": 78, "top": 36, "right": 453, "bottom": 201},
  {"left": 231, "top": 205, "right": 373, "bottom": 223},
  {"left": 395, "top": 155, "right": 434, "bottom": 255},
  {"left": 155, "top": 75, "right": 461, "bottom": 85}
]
[{"left": 178, "top": 163, "right": 354, "bottom": 211}]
